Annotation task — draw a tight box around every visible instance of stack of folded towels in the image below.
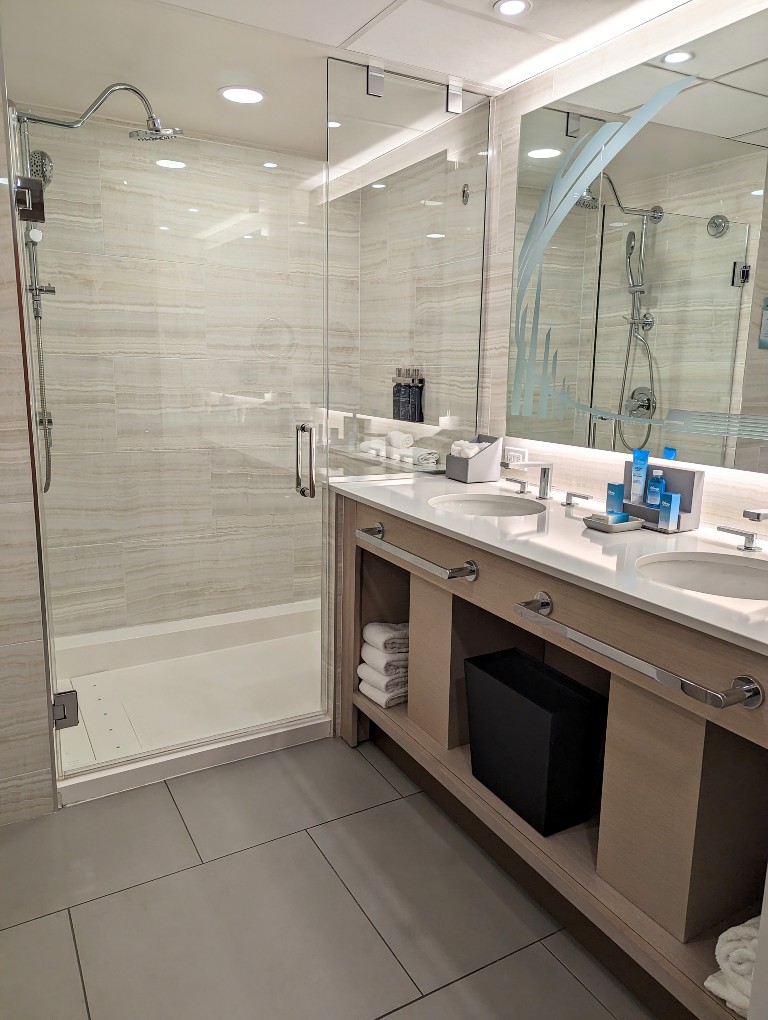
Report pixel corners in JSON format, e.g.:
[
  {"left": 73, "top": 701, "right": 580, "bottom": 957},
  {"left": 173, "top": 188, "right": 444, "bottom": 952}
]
[
  {"left": 705, "top": 916, "right": 760, "bottom": 1017},
  {"left": 450, "top": 439, "right": 490, "bottom": 459},
  {"left": 357, "top": 622, "right": 409, "bottom": 708}
]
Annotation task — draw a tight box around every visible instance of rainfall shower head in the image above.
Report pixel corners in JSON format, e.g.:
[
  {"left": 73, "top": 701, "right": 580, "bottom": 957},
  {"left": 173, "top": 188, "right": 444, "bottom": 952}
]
[
  {"left": 575, "top": 185, "right": 599, "bottom": 210},
  {"left": 29, "top": 150, "right": 54, "bottom": 190},
  {"left": 129, "top": 126, "right": 183, "bottom": 141}
]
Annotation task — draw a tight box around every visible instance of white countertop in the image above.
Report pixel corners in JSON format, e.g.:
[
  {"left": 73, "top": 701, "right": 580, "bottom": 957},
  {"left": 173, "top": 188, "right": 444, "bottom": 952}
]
[{"left": 330, "top": 473, "right": 768, "bottom": 657}]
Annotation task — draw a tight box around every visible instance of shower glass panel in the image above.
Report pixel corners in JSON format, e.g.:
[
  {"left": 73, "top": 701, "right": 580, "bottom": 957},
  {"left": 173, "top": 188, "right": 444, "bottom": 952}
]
[
  {"left": 16, "top": 112, "right": 327, "bottom": 776},
  {"left": 590, "top": 208, "right": 749, "bottom": 464},
  {"left": 327, "top": 60, "right": 489, "bottom": 476}
]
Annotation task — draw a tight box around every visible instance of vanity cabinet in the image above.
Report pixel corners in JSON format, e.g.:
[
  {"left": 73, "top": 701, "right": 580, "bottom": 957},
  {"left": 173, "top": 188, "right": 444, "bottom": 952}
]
[{"left": 336, "top": 493, "right": 768, "bottom": 1020}]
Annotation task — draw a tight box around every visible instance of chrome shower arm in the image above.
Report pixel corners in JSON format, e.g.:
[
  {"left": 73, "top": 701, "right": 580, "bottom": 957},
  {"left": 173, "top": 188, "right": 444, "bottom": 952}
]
[
  {"left": 602, "top": 173, "right": 663, "bottom": 222},
  {"left": 17, "top": 83, "right": 161, "bottom": 132}
]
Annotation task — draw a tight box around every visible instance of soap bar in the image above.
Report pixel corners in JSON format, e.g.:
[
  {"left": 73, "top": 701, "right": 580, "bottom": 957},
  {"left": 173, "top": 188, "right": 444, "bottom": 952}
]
[{"left": 591, "top": 511, "right": 629, "bottom": 525}]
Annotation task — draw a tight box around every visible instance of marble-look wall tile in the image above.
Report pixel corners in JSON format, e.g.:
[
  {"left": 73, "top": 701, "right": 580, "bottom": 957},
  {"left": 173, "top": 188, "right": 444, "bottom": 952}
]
[
  {"left": 211, "top": 447, "right": 314, "bottom": 530},
  {"left": 0, "top": 641, "right": 52, "bottom": 780},
  {"left": 45, "top": 355, "right": 116, "bottom": 454},
  {"left": 124, "top": 526, "right": 294, "bottom": 625},
  {"left": 414, "top": 256, "right": 483, "bottom": 369},
  {"left": 47, "top": 544, "right": 126, "bottom": 637},
  {"left": 0, "top": 770, "right": 54, "bottom": 827},
  {"left": 204, "top": 266, "right": 322, "bottom": 361},
  {"left": 294, "top": 517, "right": 323, "bottom": 601},
  {"left": 0, "top": 429, "right": 33, "bottom": 504},
  {"left": 45, "top": 451, "right": 213, "bottom": 546},
  {"left": 42, "top": 251, "right": 206, "bottom": 357},
  {"left": 0, "top": 503, "right": 44, "bottom": 647},
  {"left": 360, "top": 274, "right": 415, "bottom": 366},
  {"left": 114, "top": 358, "right": 293, "bottom": 452}
]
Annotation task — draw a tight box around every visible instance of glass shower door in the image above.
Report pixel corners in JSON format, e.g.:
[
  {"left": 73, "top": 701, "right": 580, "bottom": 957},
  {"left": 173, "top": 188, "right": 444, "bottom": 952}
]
[{"left": 14, "top": 109, "right": 328, "bottom": 777}]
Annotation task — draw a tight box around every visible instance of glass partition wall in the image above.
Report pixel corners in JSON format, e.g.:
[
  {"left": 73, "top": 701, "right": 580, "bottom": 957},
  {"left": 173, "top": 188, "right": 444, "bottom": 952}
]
[
  {"left": 326, "top": 60, "right": 490, "bottom": 478},
  {"left": 14, "top": 109, "right": 328, "bottom": 778}
]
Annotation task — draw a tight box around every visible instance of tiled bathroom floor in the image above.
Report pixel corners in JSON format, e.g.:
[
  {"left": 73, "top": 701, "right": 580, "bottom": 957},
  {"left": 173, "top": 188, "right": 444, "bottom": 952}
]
[{"left": 0, "top": 738, "right": 656, "bottom": 1020}]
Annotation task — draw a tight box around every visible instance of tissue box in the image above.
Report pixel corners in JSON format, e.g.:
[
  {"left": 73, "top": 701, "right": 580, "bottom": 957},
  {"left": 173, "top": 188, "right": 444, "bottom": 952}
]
[{"left": 445, "top": 435, "right": 502, "bottom": 483}]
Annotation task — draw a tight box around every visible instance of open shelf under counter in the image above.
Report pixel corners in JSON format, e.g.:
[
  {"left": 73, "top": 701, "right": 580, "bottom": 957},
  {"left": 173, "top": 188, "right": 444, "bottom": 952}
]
[{"left": 352, "top": 690, "right": 735, "bottom": 1020}]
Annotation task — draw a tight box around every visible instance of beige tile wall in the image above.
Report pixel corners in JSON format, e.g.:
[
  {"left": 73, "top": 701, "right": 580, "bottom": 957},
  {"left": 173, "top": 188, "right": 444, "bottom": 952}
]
[
  {"left": 0, "top": 100, "right": 54, "bottom": 824},
  {"left": 25, "top": 115, "right": 325, "bottom": 636}
]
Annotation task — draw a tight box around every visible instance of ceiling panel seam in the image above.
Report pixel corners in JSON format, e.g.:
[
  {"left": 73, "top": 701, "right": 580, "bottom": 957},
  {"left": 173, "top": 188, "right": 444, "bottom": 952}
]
[{"left": 340, "top": 0, "right": 411, "bottom": 48}]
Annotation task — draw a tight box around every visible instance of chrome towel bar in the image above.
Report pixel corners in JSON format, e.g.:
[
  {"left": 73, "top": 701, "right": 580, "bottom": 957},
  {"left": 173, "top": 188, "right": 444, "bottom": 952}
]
[
  {"left": 514, "top": 592, "right": 763, "bottom": 710},
  {"left": 356, "top": 523, "right": 478, "bottom": 582}
]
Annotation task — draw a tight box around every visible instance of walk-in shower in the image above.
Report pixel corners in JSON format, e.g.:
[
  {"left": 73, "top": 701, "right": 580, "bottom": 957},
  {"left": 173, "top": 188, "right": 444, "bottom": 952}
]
[
  {"left": 16, "top": 83, "right": 183, "bottom": 492},
  {"left": 581, "top": 173, "right": 664, "bottom": 450}
]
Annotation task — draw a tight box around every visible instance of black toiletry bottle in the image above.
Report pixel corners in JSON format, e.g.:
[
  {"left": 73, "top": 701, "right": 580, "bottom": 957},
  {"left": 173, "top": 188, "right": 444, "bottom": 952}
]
[
  {"left": 399, "top": 368, "right": 412, "bottom": 421},
  {"left": 392, "top": 368, "right": 402, "bottom": 420},
  {"left": 409, "top": 368, "right": 424, "bottom": 422}
]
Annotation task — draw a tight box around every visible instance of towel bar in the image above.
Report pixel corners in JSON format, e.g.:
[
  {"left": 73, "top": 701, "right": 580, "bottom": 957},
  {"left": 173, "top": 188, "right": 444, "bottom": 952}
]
[
  {"left": 514, "top": 592, "right": 763, "bottom": 710},
  {"left": 356, "top": 523, "right": 478, "bottom": 582}
]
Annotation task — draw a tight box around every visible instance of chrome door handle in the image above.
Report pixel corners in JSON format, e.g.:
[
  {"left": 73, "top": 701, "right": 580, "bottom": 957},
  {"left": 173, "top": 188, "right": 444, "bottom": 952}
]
[
  {"left": 356, "top": 523, "right": 478, "bottom": 581},
  {"left": 514, "top": 592, "right": 764, "bottom": 710},
  {"left": 295, "top": 423, "right": 316, "bottom": 498}
]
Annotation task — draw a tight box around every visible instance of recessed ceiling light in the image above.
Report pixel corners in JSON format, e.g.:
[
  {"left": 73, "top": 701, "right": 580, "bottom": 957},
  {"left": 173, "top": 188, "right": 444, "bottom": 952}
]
[
  {"left": 219, "top": 86, "right": 265, "bottom": 104},
  {"left": 156, "top": 159, "right": 186, "bottom": 169},
  {"left": 159, "top": 226, "right": 170, "bottom": 231},
  {"left": 243, "top": 234, "right": 253, "bottom": 239},
  {"left": 493, "top": 0, "right": 530, "bottom": 15},
  {"left": 478, "top": 150, "right": 489, "bottom": 156},
  {"left": 527, "top": 148, "right": 561, "bottom": 159},
  {"left": 663, "top": 51, "right": 694, "bottom": 64},
  {"left": 328, "top": 120, "right": 342, "bottom": 129},
  {"left": 263, "top": 162, "right": 278, "bottom": 169},
  {"left": 427, "top": 233, "right": 446, "bottom": 239},
  {"left": 188, "top": 207, "right": 199, "bottom": 213},
  {"left": 371, "top": 183, "right": 386, "bottom": 189},
  {"left": 297, "top": 220, "right": 307, "bottom": 225},
  {"left": 752, "top": 189, "right": 764, "bottom": 196}
]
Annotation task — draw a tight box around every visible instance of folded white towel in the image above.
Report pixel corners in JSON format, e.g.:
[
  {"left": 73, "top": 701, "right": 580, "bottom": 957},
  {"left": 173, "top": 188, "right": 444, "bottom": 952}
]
[
  {"left": 705, "top": 916, "right": 760, "bottom": 1018},
  {"left": 362, "top": 622, "right": 409, "bottom": 653},
  {"left": 450, "top": 440, "right": 491, "bottom": 459},
  {"left": 386, "top": 430, "right": 414, "bottom": 450},
  {"left": 399, "top": 446, "right": 440, "bottom": 467},
  {"left": 357, "top": 662, "right": 408, "bottom": 693},
  {"left": 361, "top": 643, "right": 408, "bottom": 675},
  {"left": 360, "top": 439, "right": 386, "bottom": 456},
  {"left": 359, "top": 680, "right": 408, "bottom": 708}
]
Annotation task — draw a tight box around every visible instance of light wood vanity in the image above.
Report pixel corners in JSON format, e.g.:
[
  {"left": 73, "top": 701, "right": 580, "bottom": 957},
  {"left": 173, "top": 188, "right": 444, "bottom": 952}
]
[{"left": 334, "top": 481, "right": 768, "bottom": 1020}]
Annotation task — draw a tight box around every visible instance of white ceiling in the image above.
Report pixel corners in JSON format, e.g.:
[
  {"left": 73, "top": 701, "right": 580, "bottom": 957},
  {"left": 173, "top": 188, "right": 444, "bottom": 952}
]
[{"left": 158, "top": 0, "right": 695, "bottom": 90}]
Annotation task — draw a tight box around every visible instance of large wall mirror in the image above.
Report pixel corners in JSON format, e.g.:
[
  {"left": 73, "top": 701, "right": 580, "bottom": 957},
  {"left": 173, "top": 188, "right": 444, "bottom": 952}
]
[{"left": 507, "top": 9, "right": 768, "bottom": 471}]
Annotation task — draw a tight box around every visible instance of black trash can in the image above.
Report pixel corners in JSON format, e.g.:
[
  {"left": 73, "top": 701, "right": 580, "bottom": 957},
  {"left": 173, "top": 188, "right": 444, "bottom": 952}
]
[{"left": 465, "top": 648, "right": 607, "bottom": 836}]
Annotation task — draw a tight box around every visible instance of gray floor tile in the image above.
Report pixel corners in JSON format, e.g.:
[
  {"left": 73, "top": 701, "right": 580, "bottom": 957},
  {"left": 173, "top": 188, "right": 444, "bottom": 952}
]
[
  {"left": 357, "top": 741, "right": 421, "bottom": 796},
  {"left": 544, "top": 931, "right": 658, "bottom": 1019},
  {"left": 384, "top": 943, "right": 614, "bottom": 1019},
  {"left": 0, "top": 783, "right": 199, "bottom": 929},
  {"left": 72, "top": 831, "right": 419, "bottom": 1020},
  {"left": 309, "top": 793, "right": 559, "bottom": 994},
  {"left": 0, "top": 911, "right": 89, "bottom": 1020},
  {"left": 168, "top": 737, "right": 400, "bottom": 861}
]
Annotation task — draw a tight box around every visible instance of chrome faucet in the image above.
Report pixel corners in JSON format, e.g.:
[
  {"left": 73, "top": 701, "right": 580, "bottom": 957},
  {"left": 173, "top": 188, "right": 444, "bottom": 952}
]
[
  {"left": 743, "top": 509, "right": 768, "bottom": 522},
  {"left": 717, "top": 526, "right": 761, "bottom": 552},
  {"left": 502, "top": 461, "right": 554, "bottom": 500}
]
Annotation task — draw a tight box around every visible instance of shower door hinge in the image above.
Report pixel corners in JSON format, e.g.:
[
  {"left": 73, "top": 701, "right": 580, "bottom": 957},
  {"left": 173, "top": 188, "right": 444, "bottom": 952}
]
[
  {"left": 52, "top": 690, "right": 79, "bottom": 730},
  {"left": 732, "top": 262, "right": 751, "bottom": 287}
]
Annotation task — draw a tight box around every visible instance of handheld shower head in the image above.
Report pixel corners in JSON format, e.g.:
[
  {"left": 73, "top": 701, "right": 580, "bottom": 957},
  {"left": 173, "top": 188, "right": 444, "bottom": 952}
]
[
  {"left": 29, "top": 150, "right": 54, "bottom": 190},
  {"left": 626, "top": 231, "right": 636, "bottom": 257}
]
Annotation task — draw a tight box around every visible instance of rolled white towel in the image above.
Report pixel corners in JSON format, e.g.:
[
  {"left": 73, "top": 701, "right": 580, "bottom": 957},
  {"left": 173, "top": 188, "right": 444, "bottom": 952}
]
[
  {"left": 360, "top": 438, "right": 386, "bottom": 456},
  {"left": 361, "top": 643, "right": 408, "bottom": 675},
  {"left": 705, "top": 916, "right": 760, "bottom": 1018},
  {"left": 357, "top": 662, "right": 408, "bottom": 693},
  {"left": 359, "top": 680, "right": 408, "bottom": 708},
  {"left": 401, "top": 446, "right": 440, "bottom": 466},
  {"left": 386, "top": 430, "right": 414, "bottom": 450},
  {"left": 362, "top": 622, "right": 409, "bottom": 653},
  {"left": 450, "top": 440, "right": 491, "bottom": 459}
]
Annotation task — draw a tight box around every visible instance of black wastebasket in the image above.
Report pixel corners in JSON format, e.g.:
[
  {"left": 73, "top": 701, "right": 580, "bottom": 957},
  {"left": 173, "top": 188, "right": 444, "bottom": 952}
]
[{"left": 465, "top": 648, "right": 607, "bottom": 836}]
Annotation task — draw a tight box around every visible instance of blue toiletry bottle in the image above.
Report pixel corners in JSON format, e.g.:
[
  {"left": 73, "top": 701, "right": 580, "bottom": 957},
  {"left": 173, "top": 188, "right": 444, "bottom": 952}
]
[{"left": 646, "top": 469, "right": 666, "bottom": 508}]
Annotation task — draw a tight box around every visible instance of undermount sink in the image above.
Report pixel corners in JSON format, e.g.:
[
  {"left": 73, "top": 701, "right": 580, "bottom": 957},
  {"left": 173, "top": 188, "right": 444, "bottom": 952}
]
[
  {"left": 635, "top": 552, "right": 768, "bottom": 600},
  {"left": 428, "top": 494, "right": 546, "bottom": 518}
]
